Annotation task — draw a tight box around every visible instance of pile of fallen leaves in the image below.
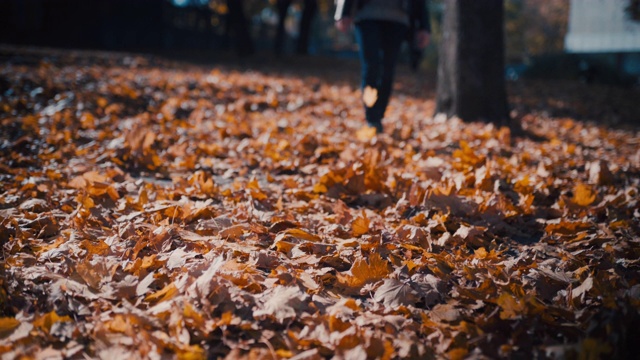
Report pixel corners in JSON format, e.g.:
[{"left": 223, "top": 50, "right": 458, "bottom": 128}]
[{"left": 1, "top": 47, "right": 639, "bottom": 359}]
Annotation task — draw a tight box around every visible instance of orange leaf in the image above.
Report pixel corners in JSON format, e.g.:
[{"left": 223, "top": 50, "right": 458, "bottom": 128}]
[
  {"left": 448, "top": 348, "right": 469, "bottom": 360},
  {"left": 282, "top": 228, "right": 322, "bottom": 242},
  {"left": 183, "top": 304, "right": 205, "bottom": 329},
  {"left": 474, "top": 247, "right": 488, "bottom": 259},
  {"left": 572, "top": 183, "right": 596, "bottom": 206},
  {"left": 34, "top": 311, "right": 72, "bottom": 333},
  {"left": 0, "top": 317, "right": 20, "bottom": 337},
  {"left": 145, "top": 282, "right": 178, "bottom": 303},
  {"left": 177, "top": 345, "right": 206, "bottom": 360},
  {"left": 356, "top": 125, "right": 377, "bottom": 141},
  {"left": 352, "top": 212, "right": 370, "bottom": 237},
  {"left": 496, "top": 293, "right": 525, "bottom": 320},
  {"left": 82, "top": 171, "right": 109, "bottom": 183},
  {"left": 545, "top": 221, "right": 592, "bottom": 235},
  {"left": 80, "top": 239, "right": 110, "bottom": 256},
  {"left": 339, "top": 253, "right": 390, "bottom": 288},
  {"left": 105, "top": 315, "right": 129, "bottom": 333}
]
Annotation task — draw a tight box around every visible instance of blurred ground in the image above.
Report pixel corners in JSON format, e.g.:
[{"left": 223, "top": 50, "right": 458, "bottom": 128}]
[{"left": 2, "top": 45, "right": 637, "bottom": 129}]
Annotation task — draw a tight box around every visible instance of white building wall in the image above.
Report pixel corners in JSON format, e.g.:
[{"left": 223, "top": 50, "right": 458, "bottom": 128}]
[{"left": 565, "top": 0, "right": 640, "bottom": 53}]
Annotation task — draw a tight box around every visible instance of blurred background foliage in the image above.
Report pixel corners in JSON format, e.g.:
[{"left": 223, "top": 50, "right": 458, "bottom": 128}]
[
  {"left": 0, "top": 0, "right": 637, "bottom": 85},
  {"left": 0, "top": 0, "right": 570, "bottom": 62}
]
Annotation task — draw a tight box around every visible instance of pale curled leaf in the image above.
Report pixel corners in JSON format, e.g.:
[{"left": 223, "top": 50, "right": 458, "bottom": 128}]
[
  {"left": 362, "top": 86, "right": 378, "bottom": 108},
  {"left": 253, "top": 286, "right": 309, "bottom": 322},
  {"left": 572, "top": 276, "right": 593, "bottom": 300}
]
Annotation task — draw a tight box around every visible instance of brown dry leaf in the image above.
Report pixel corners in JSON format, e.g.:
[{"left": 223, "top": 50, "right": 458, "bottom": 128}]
[
  {"left": 410, "top": 273, "right": 443, "bottom": 306},
  {"left": 338, "top": 253, "right": 390, "bottom": 288},
  {"left": 374, "top": 279, "right": 419, "bottom": 308},
  {"left": 429, "top": 304, "right": 460, "bottom": 323},
  {"left": 80, "top": 239, "right": 111, "bottom": 256},
  {"left": 352, "top": 211, "right": 370, "bottom": 237},
  {"left": 497, "top": 293, "right": 525, "bottom": 320}
]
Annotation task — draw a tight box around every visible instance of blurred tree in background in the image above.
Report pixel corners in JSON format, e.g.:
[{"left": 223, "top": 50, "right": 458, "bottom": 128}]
[
  {"left": 627, "top": 0, "right": 640, "bottom": 20},
  {"left": 0, "top": 0, "right": 577, "bottom": 67},
  {"left": 504, "top": 0, "right": 569, "bottom": 61}
]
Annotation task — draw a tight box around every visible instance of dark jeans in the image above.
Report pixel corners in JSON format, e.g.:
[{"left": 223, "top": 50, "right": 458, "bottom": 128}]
[{"left": 354, "top": 20, "right": 408, "bottom": 130}]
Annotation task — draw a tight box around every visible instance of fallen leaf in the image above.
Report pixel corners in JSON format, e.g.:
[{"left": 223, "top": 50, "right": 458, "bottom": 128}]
[
  {"left": 572, "top": 183, "right": 596, "bottom": 206},
  {"left": 145, "top": 282, "right": 178, "bottom": 303},
  {"left": 0, "top": 317, "right": 20, "bottom": 338},
  {"left": 374, "top": 279, "right": 419, "bottom": 308},
  {"left": 338, "top": 253, "right": 390, "bottom": 289},
  {"left": 572, "top": 276, "right": 593, "bottom": 301},
  {"left": 33, "top": 311, "right": 72, "bottom": 334},
  {"left": 362, "top": 86, "right": 378, "bottom": 108},
  {"left": 497, "top": 293, "right": 525, "bottom": 320},
  {"left": 352, "top": 212, "right": 370, "bottom": 237},
  {"left": 254, "top": 286, "right": 309, "bottom": 322}
]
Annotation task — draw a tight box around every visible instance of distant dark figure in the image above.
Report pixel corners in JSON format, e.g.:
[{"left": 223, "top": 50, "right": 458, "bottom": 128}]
[{"left": 335, "top": 0, "right": 431, "bottom": 133}]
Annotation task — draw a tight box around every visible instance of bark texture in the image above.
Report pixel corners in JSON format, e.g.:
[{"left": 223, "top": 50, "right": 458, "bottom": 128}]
[{"left": 435, "top": 0, "right": 510, "bottom": 125}]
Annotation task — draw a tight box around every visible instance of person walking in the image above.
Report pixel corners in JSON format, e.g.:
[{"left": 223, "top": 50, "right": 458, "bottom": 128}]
[{"left": 335, "top": 0, "right": 431, "bottom": 133}]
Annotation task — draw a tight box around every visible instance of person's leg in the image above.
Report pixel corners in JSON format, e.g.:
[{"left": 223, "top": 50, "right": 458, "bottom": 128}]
[
  {"left": 374, "top": 22, "right": 408, "bottom": 127},
  {"left": 354, "top": 21, "right": 383, "bottom": 131}
]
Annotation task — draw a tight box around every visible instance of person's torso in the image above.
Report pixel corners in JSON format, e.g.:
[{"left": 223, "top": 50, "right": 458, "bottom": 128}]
[{"left": 355, "top": 0, "right": 410, "bottom": 25}]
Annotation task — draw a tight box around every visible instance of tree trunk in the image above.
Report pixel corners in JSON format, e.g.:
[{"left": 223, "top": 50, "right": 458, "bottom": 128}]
[
  {"left": 226, "top": 0, "right": 254, "bottom": 56},
  {"left": 435, "top": 0, "right": 510, "bottom": 126},
  {"left": 296, "top": 0, "right": 317, "bottom": 54},
  {"left": 274, "top": 0, "right": 292, "bottom": 55}
]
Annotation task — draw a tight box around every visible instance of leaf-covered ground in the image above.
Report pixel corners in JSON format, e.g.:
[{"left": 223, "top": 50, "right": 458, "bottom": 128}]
[{"left": 1, "top": 47, "right": 639, "bottom": 359}]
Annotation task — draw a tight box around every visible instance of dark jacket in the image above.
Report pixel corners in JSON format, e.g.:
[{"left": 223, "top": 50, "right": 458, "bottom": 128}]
[{"left": 334, "top": 0, "right": 431, "bottom": 32}]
